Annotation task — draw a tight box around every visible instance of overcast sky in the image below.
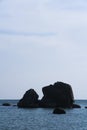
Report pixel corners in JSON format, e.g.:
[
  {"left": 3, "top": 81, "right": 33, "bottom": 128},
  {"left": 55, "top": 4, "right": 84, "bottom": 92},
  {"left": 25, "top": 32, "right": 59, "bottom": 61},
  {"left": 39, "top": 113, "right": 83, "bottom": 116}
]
[{"left": 0, "top": 0, "right": 87, "bottom": 99}]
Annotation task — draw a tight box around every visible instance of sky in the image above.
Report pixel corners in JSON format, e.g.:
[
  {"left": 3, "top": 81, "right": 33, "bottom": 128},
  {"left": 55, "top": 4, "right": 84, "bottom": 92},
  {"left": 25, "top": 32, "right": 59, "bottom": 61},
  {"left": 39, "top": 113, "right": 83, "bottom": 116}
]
[{"left": 0, "top": 0, "right": 87, "bottom": 99}]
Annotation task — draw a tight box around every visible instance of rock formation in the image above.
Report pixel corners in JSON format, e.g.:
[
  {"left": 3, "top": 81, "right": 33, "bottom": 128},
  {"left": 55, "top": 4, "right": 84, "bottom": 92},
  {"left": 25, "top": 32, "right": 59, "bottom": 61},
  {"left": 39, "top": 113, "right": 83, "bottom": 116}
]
[
  {"left": 17, "top": 81, "right": 74, "bottom": 108},
  {"left": 17, "top": 89, "right": 39, "bottom": 108},
  {"left": 40, "top": 82, "right": 74, "bottom": 108}
]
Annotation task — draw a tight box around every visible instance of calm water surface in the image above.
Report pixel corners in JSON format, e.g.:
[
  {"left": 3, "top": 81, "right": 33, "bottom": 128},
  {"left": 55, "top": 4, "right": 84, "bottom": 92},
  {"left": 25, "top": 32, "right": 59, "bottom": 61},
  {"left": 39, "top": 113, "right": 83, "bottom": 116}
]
[{"left": 0, "top": 100, "right": 87, "bottom": 130}]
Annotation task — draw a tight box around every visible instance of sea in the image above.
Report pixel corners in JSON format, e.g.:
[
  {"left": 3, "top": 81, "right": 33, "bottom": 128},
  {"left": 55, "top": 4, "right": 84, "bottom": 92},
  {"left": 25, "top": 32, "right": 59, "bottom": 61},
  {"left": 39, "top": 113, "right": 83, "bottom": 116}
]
[{"left": 0, "top": 100, "right": 87, "bottom": 130}]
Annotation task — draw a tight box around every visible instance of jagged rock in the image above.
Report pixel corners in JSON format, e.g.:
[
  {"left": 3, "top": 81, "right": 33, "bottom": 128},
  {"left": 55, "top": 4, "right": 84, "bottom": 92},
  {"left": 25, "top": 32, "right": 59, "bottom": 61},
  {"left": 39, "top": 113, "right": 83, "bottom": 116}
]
[
  {"left": 2, "top": 103, "right": 11, "bottom": 106},
  {"left": 17, "top": 89, "right": 39, "bottom": 108},
  {"left": 72, "top": 104, "right": 81, "bottom": 108},
  {"left": 40, "top": 81, "right": 74, "bottom": 108},
  {"left": 53, "top": 108, "right": 66, "bottom": 114}
]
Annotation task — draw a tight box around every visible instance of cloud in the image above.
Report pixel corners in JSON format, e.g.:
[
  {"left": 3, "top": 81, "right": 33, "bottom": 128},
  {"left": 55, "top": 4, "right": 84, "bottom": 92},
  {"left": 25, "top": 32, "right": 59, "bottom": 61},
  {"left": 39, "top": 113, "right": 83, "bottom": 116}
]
[{"left": 0, "top": 29, "right": 56, "bottom": 36}]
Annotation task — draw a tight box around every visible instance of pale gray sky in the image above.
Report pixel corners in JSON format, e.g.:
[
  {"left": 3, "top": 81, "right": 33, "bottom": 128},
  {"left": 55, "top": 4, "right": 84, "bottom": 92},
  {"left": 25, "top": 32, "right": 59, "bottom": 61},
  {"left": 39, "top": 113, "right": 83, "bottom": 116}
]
[{"left": 0, "top": 0, "right": 87, "bottom": 99}]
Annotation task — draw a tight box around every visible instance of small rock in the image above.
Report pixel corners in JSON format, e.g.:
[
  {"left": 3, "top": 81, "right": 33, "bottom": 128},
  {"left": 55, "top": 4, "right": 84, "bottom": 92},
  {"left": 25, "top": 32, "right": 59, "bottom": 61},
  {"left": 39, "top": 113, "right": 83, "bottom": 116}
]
[
  {"left": 53, "top": 108, "right": 66, "bottom": 114},
  {"left": 85, "top": 106, "right": 87, "bottom": 108},
  {"left": 72, "top": 104, "right": 81, "bottom": 108},
  {"left": 2, "top": 103, "right": 11, "bottom": 106},
  {"left": 13, "top": 105, "right": 17, "bottom": 107}
]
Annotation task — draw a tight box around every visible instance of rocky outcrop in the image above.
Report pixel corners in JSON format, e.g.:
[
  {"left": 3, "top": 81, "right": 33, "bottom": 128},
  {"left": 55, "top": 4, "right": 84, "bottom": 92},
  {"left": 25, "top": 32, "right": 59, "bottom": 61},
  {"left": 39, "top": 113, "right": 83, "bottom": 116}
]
[
  {"left": 40, "top": 82, "right": 74, "bottom": 108},
  {"left": 53, "top": 108, "right": 66, "bottom": 114},
  {"left": 17, "top": 89, "right": 39, "bottom": 108},
  {"left": 17, "top": 81, "right": 74, "bottom": 108}
]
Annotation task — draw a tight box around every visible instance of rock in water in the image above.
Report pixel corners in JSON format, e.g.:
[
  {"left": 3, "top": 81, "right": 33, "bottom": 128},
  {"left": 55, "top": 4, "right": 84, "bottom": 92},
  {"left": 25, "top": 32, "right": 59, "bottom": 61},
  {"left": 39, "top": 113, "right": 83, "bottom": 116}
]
[
  {"left": 72, "top": 104, "right": 81, "bottom": 108},
  {"left": 2, "top": 103, "right": 11, "bottom": 106},
  {"left": 40, "top": 81, "right": 74, "bottom": 108},
  {"left": 17, "top": 89, "right": 39, "bottom": 108},
  {"left": 53, "top": 108, "right": 66, "bottom": 114},
  {"left": 17, "top": 81, "right": 74, "bottom": 108}
]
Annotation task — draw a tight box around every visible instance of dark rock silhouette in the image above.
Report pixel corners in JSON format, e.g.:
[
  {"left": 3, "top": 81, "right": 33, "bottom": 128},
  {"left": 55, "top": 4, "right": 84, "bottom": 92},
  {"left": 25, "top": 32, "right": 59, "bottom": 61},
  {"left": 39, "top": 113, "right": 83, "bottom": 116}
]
[
  {"left": 2, "top": 103, "right": 11, "bottom": 106},
  {"left": 17, "top": 81, "right": 74, "bottom": 108},
  {"left": 85, "top": 106, "right": 87, "bottom": 108},
  {"left": 53, "top": 108, "right": 66, "bottom": 114},
  {"left": 17, "top": 89, "right": 39, "bottom": 108},
  {"left": 72, "top": 104, "right": 81, "bottom": 108},
  {"left": 40, "top": 82, "right": 74, "bottom": 108}
]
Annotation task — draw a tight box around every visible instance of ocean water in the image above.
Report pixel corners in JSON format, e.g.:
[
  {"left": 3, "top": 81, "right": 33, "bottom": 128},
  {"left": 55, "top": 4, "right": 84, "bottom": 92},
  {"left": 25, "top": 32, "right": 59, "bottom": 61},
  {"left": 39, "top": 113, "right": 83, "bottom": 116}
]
[{"left": 0, "top": 100, "right": 87, "bottom": 130}]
